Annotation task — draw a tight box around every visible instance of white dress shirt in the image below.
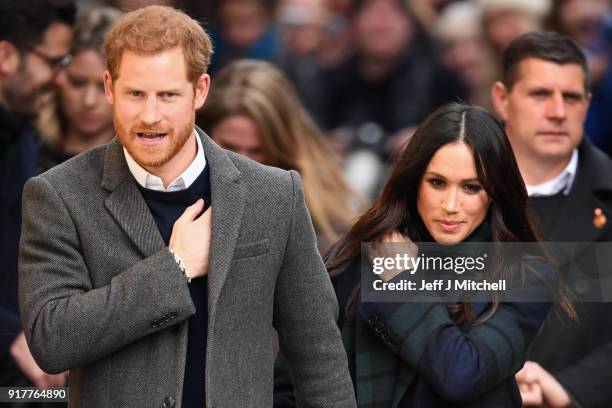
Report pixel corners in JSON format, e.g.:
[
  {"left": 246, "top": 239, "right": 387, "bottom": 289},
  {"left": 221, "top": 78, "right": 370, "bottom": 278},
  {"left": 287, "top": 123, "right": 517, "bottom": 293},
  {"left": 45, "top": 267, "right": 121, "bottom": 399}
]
[
  {"left": 124, "top": 129, "right": 206, "bottom": 192},
  {"left": 526, "top": 149, "right": 578, "bottom": 197}
]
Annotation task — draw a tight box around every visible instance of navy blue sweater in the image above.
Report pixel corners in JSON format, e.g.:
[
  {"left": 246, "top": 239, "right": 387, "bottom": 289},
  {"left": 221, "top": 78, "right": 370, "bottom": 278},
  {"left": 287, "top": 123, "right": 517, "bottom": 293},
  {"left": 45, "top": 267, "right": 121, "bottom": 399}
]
[{"left": 137, "top": 165, "right": 210, "bottom": 408}]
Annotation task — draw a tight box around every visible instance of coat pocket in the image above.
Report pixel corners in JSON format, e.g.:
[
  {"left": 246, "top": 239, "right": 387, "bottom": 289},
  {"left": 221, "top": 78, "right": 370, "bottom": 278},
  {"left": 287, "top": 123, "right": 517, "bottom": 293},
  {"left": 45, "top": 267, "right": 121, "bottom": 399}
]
[{"left": 234, "top": 238, "right": 270, "bottom": 259}]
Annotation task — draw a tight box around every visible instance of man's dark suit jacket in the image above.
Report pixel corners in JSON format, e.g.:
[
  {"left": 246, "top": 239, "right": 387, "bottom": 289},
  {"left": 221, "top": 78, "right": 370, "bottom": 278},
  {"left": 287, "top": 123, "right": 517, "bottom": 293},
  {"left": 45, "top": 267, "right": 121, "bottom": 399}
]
[{"left": 528, "top": 139, "right": 612, "bottom": 408}]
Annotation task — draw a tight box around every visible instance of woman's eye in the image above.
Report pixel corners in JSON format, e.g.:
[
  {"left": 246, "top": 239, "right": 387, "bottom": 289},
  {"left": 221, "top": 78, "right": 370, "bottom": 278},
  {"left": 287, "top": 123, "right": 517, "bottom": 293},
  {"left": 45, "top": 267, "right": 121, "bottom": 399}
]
[
  {"left": 67, "top": 76, "right": 86, "bottom": 88},
  {"left": 428, "top": 178, "right": 445, "bottom": 188},
  {"left": 464, "top": 183, "right": 482, "bottom": 193}
]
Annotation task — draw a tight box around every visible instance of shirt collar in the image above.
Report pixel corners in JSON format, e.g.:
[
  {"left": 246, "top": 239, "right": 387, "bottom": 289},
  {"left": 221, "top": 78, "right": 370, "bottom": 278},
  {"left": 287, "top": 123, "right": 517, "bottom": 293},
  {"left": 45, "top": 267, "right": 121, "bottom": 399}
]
[
  {"left": 526, "top": 148, "right": 578, "bottom": 197},
  {"left": 123, "top": 129, "right": 206, "bottom": 192}
]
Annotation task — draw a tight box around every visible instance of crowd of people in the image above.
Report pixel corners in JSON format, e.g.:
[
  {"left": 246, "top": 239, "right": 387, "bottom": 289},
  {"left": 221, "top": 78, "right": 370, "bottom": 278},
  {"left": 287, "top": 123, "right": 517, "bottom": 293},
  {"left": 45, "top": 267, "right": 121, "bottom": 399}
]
[
  {"left": 2, "top": 0, "right": 612, "bottom": 407},
  {"left": 74, "top": 0, "right": 612, "bottom": 197}
]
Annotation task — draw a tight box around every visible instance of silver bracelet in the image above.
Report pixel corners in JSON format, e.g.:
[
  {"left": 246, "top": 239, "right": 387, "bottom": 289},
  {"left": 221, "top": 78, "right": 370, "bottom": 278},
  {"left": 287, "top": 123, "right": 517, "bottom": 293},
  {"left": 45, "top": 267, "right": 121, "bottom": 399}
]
[{"left": 169, "top": 249, "right": 191, "bottom": 283}]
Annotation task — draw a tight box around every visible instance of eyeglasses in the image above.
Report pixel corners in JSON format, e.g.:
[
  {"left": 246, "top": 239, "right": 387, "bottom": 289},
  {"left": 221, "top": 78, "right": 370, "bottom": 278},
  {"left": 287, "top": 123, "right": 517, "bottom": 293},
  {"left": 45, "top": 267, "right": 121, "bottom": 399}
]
[{"left": 22, "top": 46, "right": 72, "bottom": 72}]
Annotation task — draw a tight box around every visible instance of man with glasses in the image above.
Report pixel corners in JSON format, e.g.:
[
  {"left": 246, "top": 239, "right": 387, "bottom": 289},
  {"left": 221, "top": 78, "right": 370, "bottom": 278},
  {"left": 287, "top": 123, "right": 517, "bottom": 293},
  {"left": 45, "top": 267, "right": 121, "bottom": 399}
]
[{"left": 0, "top": 0, "right": 76, "bottom": 399}]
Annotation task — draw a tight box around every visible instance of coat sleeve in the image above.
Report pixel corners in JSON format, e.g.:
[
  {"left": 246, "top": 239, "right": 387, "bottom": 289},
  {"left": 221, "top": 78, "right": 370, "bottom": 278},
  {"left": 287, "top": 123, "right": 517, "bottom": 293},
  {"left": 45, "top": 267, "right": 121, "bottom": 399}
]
[
  {"left": 357, "top": 264, "right": 554, "bottom": 403},
  {"left": 18, "top": 176, "right": 196, "bottom": 374},
  {"left": 273, "top": 170, "right": 356, "bottom": 408}
]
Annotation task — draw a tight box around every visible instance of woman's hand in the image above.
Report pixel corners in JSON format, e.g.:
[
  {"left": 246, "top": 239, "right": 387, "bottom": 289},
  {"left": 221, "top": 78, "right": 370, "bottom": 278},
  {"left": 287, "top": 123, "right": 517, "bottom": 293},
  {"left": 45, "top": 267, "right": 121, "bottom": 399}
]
[{"left": 368, "top": 230, "right": 417, "bottom": 282}]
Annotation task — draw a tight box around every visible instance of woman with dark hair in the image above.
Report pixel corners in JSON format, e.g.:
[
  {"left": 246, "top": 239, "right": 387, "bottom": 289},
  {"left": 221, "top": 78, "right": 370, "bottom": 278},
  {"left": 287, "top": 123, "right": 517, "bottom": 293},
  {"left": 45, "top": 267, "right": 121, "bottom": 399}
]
[{"left": 323, "top": 102, "right": 574, "bottom": 407}]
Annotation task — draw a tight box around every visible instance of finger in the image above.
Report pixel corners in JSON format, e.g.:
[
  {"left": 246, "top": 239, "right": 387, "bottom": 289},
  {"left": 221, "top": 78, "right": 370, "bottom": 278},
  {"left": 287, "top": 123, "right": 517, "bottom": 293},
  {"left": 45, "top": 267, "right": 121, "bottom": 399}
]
[
  {"left": 30, "top": 369, "right": 50, "bottom": 389},
  {"left": 194, "top": 206, "right": 212, "bottom": 224},
  {"left": 521, "top": 384, "right": 544, "bottom": 406},
  {"left": 516, "top": 368, "right": 527, "bottom": 382},
  {"left": 390, "top": 231, "right": 406, "bottom": 242},
  {"left": 177, "top": 199, "right": 204, "bottom": 223},
  {"left": 381, "top": 231, "right": 401, "bottom": 243},
  {"left": 46, "top": 373, "right": 67, "bottom": 388}
]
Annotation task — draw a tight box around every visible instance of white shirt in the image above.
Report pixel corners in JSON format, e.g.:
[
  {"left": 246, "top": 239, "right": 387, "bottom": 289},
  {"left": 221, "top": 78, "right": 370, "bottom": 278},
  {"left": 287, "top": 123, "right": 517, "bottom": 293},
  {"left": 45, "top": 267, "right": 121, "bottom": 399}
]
[
  {"left": 526, "top": 149, "right": 578, "bottom": 197},
  {"left": 124, "top": 129, "right": 206, "bottom": 192}
]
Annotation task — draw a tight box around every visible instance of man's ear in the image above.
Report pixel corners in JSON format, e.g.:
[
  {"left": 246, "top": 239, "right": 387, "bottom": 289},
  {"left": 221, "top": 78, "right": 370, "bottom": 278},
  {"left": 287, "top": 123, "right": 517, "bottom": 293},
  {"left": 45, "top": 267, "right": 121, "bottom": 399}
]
[
  {"left": 491, "top": 81, "right": 510, "bottom": 122},
  {"left": 193, "top": 73, "right": 210, "bottom": 110},
  {"left": 103, "top": 71, "right": 115, "bottom": 105},
  {"left": 0, "top": 41, "right": 20, "bottom": 78}
]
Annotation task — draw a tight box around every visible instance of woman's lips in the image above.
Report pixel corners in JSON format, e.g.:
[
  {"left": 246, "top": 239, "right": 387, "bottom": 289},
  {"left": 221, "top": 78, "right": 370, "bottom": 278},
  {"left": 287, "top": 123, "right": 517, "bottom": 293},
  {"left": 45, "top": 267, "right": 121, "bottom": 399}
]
[
  {"left": 435, "top": 220, "right": 464, "bottom": 232},
  {"left": 79, "top": 113, "right": 99, "bottom": 124}
]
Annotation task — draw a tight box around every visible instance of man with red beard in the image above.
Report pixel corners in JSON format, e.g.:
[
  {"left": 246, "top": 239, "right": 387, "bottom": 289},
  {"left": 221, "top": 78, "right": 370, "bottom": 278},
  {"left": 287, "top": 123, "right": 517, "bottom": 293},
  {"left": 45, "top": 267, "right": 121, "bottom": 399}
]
[{"left": 18, "top": 6, "right": 355, "bottom": 408}]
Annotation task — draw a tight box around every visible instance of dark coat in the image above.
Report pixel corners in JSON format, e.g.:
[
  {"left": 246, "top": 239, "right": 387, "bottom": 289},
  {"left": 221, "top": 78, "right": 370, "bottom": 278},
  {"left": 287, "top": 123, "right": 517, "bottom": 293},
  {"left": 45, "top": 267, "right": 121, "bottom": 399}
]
[
  {"left": 319, "top": 43, "right": 467, "bottom": 156},
  {"left": 0, "top": 106, "right": 36, "bottom": 373},
  {"left": 335, "top": 255, "right": 553, "bottom": 408},
  {"left": 527, "top": 139, "right": 612, "bottom": 408},
  {"left": 273, "top": 252, "right": 553, "bottom": 408}
]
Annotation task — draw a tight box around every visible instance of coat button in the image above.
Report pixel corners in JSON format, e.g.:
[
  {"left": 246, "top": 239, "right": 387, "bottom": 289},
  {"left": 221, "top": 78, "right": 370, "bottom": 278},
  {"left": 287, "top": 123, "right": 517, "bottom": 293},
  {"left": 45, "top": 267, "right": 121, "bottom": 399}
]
[
  {"left": 163, "top": 396, "right": 175, "bottom": 408},
  {"left": 374, "top": 321, "right": 384, "bottom": 333},
  {"left": 367, "top": 314, "right": 379, "bottom": 325}
]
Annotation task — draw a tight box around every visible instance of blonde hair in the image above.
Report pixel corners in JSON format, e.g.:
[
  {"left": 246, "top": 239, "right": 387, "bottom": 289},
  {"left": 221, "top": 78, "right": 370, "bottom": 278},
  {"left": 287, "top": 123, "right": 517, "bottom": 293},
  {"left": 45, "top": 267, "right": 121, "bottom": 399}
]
[
  {"left": 104, "top": 5, "right": 213, "bottom": 82},
  {"left": 200, "top": 60, "right": 359, "bottom": 249},
  {"left": 38, "top": 7, "right": 122, "bottom": 148}
]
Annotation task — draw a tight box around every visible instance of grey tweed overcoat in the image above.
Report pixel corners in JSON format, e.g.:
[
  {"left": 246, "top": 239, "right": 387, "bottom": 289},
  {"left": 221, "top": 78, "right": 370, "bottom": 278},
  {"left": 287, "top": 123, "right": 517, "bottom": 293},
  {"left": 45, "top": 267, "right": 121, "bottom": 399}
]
[{"left": 18, "top": 128, "right": 356, "bottom": 408}]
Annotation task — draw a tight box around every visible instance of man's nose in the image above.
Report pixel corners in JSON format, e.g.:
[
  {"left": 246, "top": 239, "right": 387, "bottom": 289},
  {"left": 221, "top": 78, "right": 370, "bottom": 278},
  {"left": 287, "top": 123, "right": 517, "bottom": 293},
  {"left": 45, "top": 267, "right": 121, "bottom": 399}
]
[
  {"left": 547, "top": 92, "right": 567, "bottom": 121},
  {"left": 140, "top": 96, "right": 162, "bottom": 125}
]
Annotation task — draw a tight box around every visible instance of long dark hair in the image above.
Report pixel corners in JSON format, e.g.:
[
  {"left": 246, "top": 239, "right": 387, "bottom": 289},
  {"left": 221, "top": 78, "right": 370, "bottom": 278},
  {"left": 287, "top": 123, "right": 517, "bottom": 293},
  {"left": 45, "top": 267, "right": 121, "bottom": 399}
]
[{"left": 327, "top": 102, "right": 575, "bottom": 322}]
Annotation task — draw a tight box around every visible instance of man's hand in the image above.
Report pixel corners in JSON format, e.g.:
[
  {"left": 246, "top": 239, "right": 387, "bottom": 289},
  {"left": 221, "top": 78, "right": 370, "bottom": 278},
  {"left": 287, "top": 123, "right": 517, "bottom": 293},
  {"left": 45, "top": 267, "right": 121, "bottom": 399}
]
[
  {"left": 169, "top": 198, "right": 212, "bottom": 280},
  {"left": 10, "top": 331, "right": 68, "bottom": 388},
  {"left": 516, "top": 361, "right": 572, "bottom": 407},
  {"left": 517, "top": 366, "right": 544, "bottom": 406}
]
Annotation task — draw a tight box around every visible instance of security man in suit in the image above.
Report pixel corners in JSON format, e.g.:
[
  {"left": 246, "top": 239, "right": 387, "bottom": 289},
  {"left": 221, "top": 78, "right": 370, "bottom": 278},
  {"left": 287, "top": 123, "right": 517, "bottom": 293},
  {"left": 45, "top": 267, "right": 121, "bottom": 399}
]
[
  {"left": 492, "top": 31, "right": 612, "bottom": 408},
  {"left": 18, "top": 6, "right": 356, "bottom": 408}
]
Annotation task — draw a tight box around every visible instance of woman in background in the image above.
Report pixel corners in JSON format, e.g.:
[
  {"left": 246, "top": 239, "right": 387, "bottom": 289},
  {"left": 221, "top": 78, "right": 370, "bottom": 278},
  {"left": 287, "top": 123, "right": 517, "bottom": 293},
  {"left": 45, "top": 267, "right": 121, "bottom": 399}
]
[
  {"left": 199, "top": 59, "right": 359, "bottom": 252},
  {"left": 37, "top": 7, "right": 121, "bottom": 174}
]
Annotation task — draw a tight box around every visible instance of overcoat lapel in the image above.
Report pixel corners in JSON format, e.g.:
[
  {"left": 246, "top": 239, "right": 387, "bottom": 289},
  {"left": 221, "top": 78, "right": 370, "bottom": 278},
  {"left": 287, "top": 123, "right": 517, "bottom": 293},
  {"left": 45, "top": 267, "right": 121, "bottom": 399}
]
[
  {"left": 100, "top": 128, "right": 246, "bottom": 329},
  {"left": 198, "top": 128, "right": 246, "bottom": 319},
  {"left": 102, "top": 138, "right": 165, "bottom": 258},
  {"left": 548, "top": 141, "right": 612, "bottom": 266}
]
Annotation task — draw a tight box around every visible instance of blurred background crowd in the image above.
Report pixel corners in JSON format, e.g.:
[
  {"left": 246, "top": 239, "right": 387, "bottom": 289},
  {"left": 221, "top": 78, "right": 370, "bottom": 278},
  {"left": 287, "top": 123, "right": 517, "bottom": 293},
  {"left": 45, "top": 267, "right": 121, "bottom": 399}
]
[
  {"left": 2, "top": 0, "right": 612, "bottom": 406},
  {"left": 10, "top": 0, "right": 612, "bottom": 199}
]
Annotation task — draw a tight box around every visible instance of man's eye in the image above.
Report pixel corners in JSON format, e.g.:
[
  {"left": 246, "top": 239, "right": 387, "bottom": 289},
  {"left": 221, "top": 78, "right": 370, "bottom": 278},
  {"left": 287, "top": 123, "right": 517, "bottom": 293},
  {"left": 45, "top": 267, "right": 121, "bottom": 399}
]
[
  {"left": 130, "top": 91, "right": 142, "bottom": 97},
  {"left": 564, "top": 94, "right": 581, "bottom": 103},
  {"left": 162, "top": 92, "right": 177, "bottom": 98}
]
